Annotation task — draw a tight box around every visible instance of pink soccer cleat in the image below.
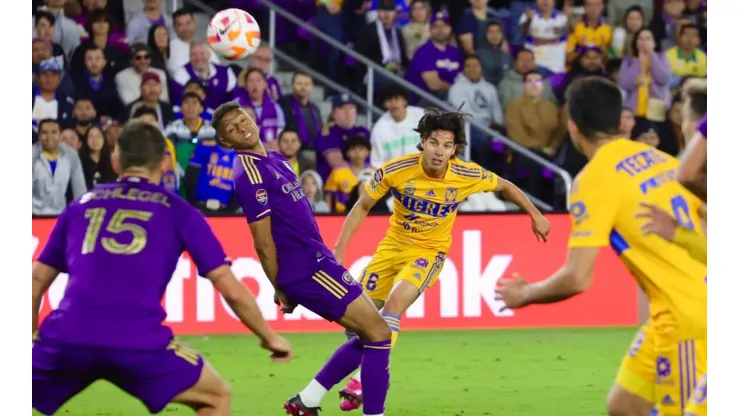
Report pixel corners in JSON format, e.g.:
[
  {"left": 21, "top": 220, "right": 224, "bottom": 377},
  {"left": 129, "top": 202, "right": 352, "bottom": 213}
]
[{"left": 338, "top": 378, "right": 363, "bottom": 411}]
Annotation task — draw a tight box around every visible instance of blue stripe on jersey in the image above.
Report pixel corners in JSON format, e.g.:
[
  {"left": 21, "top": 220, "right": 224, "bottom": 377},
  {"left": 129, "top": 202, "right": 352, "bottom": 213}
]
[{"left": 609, "top": 229, "right": 629, "bottom": 255}]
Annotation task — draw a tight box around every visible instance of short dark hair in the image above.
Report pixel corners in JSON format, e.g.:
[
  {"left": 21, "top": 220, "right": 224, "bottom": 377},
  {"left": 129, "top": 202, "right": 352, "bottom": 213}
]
[
  {"left": 565, "top": 76, "right": 622, "bottom": 140},
  {"left": 184, "top": 79, "right": 207, "bottom": 94},
  {"left": 117, "top": 120, "right": 166, "bottom": 171},
  {"left": 212, "top": 102, "right": 242, "bottom": 136},
  {"left": 278, "top": 128, "right": 300, "bottom": 142},
  {"left": 684, "top": 82, "right": 707, "bottom": 121},
  {"left": 679, "top": 23, "right": 699, "bottom": 36},
  {"left": 606, "top": 58, "right": 622, "bottom": 74},
  {"left": 343, "top": 135, "right": 371, "bottom": 155},
  {"left": 514, "top": 48, "right": 534, "bottom": 61},
  {"left": 84, "top": 46, "right": 104, "bottom": 58},
  {"left": 414, "top": 108, "right": 468, "bottom": 156},
  {"left": 464, "top": 54, "right": 481, "bottom": 65},
  {"left": 38, "top": 118, "right": 60, "bottom": 132},
  {"left": 523, "top": 69, "right": 541, "bottom": 81},
  {"left": 132, "top": 106, "right": 158, "bottom": 121},
  {"left": 86, "top": 8, "right": 114, "bottom": 36},
  {"left": 181, "top": 92, "right": 203, "bottom": 106},
  {"left": 292, "top": 71, "right": 312, "bottom": 84},
  {"left": 34, "top": 10, "right": 55, "bottom": 26},
  {"left": 379, "top": 84, "right": 409, "bottom": 104},
  {"left": 173, "top": 7, "right": 194, "bottom": 21}
]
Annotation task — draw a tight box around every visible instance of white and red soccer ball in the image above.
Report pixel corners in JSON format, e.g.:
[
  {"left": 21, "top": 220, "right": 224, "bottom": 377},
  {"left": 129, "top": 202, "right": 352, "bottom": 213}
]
[{"left": 207, "top": 8, "right": 262, "bottom": 60}]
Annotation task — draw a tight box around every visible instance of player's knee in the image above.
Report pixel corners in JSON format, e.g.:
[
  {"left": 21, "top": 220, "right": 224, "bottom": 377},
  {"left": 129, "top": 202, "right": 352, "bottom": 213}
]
[
  {"left": 211, "top": 379, "right": 232, "bottom": 409},
  {"left": 356, "top": 315, "right": 392, "bottom": 342}
]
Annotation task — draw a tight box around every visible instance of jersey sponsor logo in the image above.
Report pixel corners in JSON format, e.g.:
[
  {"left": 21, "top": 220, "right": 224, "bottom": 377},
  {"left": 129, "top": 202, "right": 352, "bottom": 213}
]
[
  {"left": 404, "top": 182, "right": 416, "bottom": 196},
  {"left": 445, "top": 188, "right": 458, "bottom": 203},
  {"left": 256, "top": 189, "right": 268, "bottom": 205},
  {"left": 392, "top": 190, "right": 461, "bottom": 217}
]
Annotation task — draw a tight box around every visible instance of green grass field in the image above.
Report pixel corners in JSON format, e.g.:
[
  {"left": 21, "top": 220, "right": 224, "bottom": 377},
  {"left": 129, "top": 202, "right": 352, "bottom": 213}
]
[{"left": 36, "top": 327, "right": 637, "bottom": 415}]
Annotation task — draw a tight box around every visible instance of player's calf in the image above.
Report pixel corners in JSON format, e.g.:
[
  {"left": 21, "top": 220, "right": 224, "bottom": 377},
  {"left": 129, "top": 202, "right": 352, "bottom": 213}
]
[
  {"left": 606, "top": 383, "right": 655, "bottom": 416},
  {"left": 171, "top": 361, "right": 232, "bottom": 415}
]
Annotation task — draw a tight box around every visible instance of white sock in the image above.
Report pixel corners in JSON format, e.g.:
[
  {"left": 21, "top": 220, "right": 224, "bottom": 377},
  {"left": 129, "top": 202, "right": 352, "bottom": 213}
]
[
  {"left": 299, "top": 379, "right": 328, "bottom": 408},
  {"left": 352, "top": 370, "right": 361, "bottom": 382}
]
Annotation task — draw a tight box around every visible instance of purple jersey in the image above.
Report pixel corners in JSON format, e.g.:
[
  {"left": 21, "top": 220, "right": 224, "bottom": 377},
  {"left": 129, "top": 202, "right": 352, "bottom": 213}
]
[
  {"left": 407, "top": 40, "right": 463, "bottom": 94},
  {"left": 316, "top": 124, "right": 371, "bottom": 181},
  {"left": 696, "top": 115, "right": 707, "bottom": 139},
  {"left": 233, "top": 150, "right": 334, "bottom": 284},
  {"left": 36, "top": 176, "right": 230, "bottom": 349}
]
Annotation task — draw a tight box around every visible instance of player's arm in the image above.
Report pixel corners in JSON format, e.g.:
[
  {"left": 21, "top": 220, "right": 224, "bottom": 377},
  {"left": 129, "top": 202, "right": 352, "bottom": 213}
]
[
  {"left": 334, "top": 167, "right": 389, "bottom": 260},
  {"left": 32, "top": 213, "right": 69, "bottom": 334},
  {"left": 249, "top": 217, "right": 278, "bottom": 286},
  {"left": 493, "top": 178, "right": 542, "bottom": 219},
  {"left": 678, "top": 132, "right": 707, "bottom": 202},
  {"left": 522, "top": 247, "right": 600, "bottom": 303}
]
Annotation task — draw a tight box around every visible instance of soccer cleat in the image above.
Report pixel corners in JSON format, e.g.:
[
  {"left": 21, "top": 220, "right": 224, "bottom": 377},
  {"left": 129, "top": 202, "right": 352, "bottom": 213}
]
[
  {"left": 338, "top": 378, "right": 363, "bottom": 411},
  {"left": 284, "top": 394, "right": 321, "bottom": 416}
]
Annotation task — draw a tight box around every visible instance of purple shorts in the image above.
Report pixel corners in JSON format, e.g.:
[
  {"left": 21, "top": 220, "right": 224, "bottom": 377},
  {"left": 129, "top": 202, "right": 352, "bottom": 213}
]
[
  {"left": 32, "top": 338, "right": 204, "bottom": 414},
  {"left": 280, "top": 258, "right": 363, "bottom": 322}
]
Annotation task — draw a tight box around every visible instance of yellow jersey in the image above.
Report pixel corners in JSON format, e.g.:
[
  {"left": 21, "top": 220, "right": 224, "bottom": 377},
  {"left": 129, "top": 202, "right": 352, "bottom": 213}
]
[
  {"left": 325, "top": 166, "right": 362, "bottom": 214},
  {"left": 568, "top": 139, "right": 706, "bottom": 339},
  {"left": 566, "top": 18, "right": 613, "bottom": 56},
  {"left": 665, "top": 47, "right": 708, "bottom": 78},
  {"left": 365, "top": 153, "right": 499, "bottom": 252}
]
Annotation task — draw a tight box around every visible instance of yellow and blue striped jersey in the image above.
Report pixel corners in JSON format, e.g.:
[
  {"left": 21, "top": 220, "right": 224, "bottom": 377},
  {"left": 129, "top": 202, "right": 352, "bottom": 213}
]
[{"left": 365, "top": 153, "right": 499, "bottom": 252}]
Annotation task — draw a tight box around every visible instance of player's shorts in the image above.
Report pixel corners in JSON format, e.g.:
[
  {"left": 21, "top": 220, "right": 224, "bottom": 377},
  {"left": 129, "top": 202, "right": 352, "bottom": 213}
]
[
  {"left": 684, "top": 374, "right": 707, "bottom": 416},
  {"left": 615, "top": 324, "right": 707, "bottom": 416},
  {"left": 279, "top": 257, "right": 364, "bottom": 322},
  {"left": 359, "top": 238, "right": 446, "bottom": 303},
  {"left": 32, "top": 337, "right": 204, "bottom": 415}
]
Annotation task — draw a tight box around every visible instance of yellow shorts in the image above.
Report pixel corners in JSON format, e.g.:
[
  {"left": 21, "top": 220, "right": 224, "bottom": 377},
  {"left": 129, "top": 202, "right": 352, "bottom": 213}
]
[
  {"left": 615, "top": 325, "right": 707, "bottom": 416},
  {"left": 684, "top": 374, "right": 706, "bottom": 416},
  {"left": 358, "top": 239, "right": 445, "bottom": 302}
]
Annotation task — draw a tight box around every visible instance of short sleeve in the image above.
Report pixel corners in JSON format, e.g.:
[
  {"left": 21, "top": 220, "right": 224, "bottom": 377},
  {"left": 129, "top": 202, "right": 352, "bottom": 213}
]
[
  {"left": 466, "top": 168, "right": 500, "bottom": 195},
  {"left": 325, "top": 169, "right": 340, "bottom": 193},
  {"left": 37, "top": 212, "right": 69, "bottom": 273},
  {"left": 567, "top": 174, "right": 619, "bottom": 248},
  {"left": 189, "top": 142, "right": 209, "bottom": 167},
  {"left": 233, "top": 155, "right": 272, "bottom": 223},
  {"left": 178, "top": 202, "right": 231, "bottom": 276},
  {"left": 414, "top": 48, "right": 437, "bottom": 73},
  {"left": 365, "top": 166, "right": 391, "bottom": 200},
  {"left": 696, "top": 115, "right": 707, "bottom": 138},
  {"left": 317, "top": 129, "right": 341, "bottom": 155}
]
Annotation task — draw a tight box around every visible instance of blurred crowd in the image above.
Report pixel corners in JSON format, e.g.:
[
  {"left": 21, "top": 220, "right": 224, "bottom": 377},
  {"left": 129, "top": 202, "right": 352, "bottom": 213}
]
[{"left": 32, "top": 0, "right": 708, "bottom": 216}]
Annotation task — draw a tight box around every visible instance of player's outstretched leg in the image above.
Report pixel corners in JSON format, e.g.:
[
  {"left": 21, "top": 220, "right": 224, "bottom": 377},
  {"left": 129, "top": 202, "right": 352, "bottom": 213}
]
[
  {"left": 285, "top": 292, "right": 392, "bottom": 416},
  {"left": 170, "top": 361, "right": 231, "bottom": 415},
  {"left": 339, "top": 281, "right": 418, "bottom": 412}
]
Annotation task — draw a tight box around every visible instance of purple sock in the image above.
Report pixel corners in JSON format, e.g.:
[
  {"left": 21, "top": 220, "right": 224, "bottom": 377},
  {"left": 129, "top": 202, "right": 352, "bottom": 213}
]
[
  {"left": 361, "top": 340, "right": 391, "bottom": 415},
  {"left": 314, "top": 336, "right": 363, "bottom": 390}
]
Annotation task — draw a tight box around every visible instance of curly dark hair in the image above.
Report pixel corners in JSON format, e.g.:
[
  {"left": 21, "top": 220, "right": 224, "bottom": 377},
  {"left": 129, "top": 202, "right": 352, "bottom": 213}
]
[{"left": 414, "top": 108, "right": 469, "bottom": 157}]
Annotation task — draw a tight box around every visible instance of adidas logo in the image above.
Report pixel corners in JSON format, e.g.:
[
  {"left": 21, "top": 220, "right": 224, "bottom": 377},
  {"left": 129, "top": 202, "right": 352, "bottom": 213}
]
[
  {"left": 426, "top": 190, "right": 436, "bottom": 197},
  {"left": 661, "top": 394, "right": 674, "bottom": 405}
]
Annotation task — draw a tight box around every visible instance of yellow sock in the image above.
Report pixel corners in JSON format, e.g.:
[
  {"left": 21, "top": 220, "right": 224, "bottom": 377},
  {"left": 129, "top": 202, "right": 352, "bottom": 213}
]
[{"left": 382, "top": 312, "right": 401, "bottom": 349}]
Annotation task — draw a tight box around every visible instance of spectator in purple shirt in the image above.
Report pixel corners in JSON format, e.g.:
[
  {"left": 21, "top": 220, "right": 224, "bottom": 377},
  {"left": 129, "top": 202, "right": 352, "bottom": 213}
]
[
  {"left": 126, "top": 0, "right": 172, "bottom": 44},
  {"left": 239, "top": 45, "right": 282, "bottom": 102},
  {"left": 278, "top": 72, "right": 323, "bottom": 150},
  {"left": 171, "top": 42, "right": 237, "bottom": 111},
  {"left": 407, "top": 10, "right": 463, "bottom": 102},
  {"left": 234, "top": 68, "right": 286, "bottom": 150}
]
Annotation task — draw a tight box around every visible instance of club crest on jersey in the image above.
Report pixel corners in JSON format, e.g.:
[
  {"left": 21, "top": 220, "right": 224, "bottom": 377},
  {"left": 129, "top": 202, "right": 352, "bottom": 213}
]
[
  {"left": 404, "top": 182, "right": 416, "bottom": 196},
  {"left": 255, "top": 189, "right": 268, "bottom": 205},
  {"left": 445, "top": 188, "right": 458, "bottom": 203},
  {"left": 342, "top": 272, "right": 357, "bottom": 285}
]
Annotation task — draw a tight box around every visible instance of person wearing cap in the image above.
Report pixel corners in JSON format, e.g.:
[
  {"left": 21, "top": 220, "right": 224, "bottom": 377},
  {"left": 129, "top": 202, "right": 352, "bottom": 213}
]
[
  {"left": 324, "top": 135, "right": 374, "bottom": 214},
  {"left": 124, "top": 71, "right": 175, "bottom": 128},
  {"left": 33, "top": 59, "right": 75, "bottom": 129},
  {"left": 115, "top": 43, "right": 169, "bottom": 105},
  {"left": 72, "top": 46, "right": 124, "bottom": 122},
  {"left": 406, "top": 9, "right": 463, "bottom": 100},
  {"left": 356, "top": 0, "right": 409, "bottom": 83},
  {"left": 315, "top": 94, "right": 371, "bottom": 181}
]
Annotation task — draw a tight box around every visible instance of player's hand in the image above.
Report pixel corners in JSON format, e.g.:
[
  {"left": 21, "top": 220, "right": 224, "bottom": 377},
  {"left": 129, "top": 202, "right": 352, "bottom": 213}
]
[
  {"left": 636, "top": 202, "right": 679, "bottom": 242},
  {"left": 260, "top": 334, "right": 293, "bottom": 362},
  {"left": 531, "top": 214, "right": 550, "bottom": 243},
  {"left": 274, "top": 290, "right": 297, "bottom": 314},
  {"left": 495, "top": 273, "right": 531, "bottom": 311},
  {"left": 333, "top": 246, "right": 346, "bottom": 265}
]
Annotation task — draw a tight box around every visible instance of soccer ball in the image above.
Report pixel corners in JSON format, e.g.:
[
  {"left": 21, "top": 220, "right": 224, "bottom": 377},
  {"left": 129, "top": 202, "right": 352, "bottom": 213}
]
[{"left": 207, "top": 8, "right": 261, "bottom": 60}]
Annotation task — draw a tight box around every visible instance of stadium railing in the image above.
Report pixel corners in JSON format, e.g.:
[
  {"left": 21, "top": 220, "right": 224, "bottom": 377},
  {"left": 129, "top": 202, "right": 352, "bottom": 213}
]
[{"left": 184, "top": 0, "right": 573, "bottom": 211}]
